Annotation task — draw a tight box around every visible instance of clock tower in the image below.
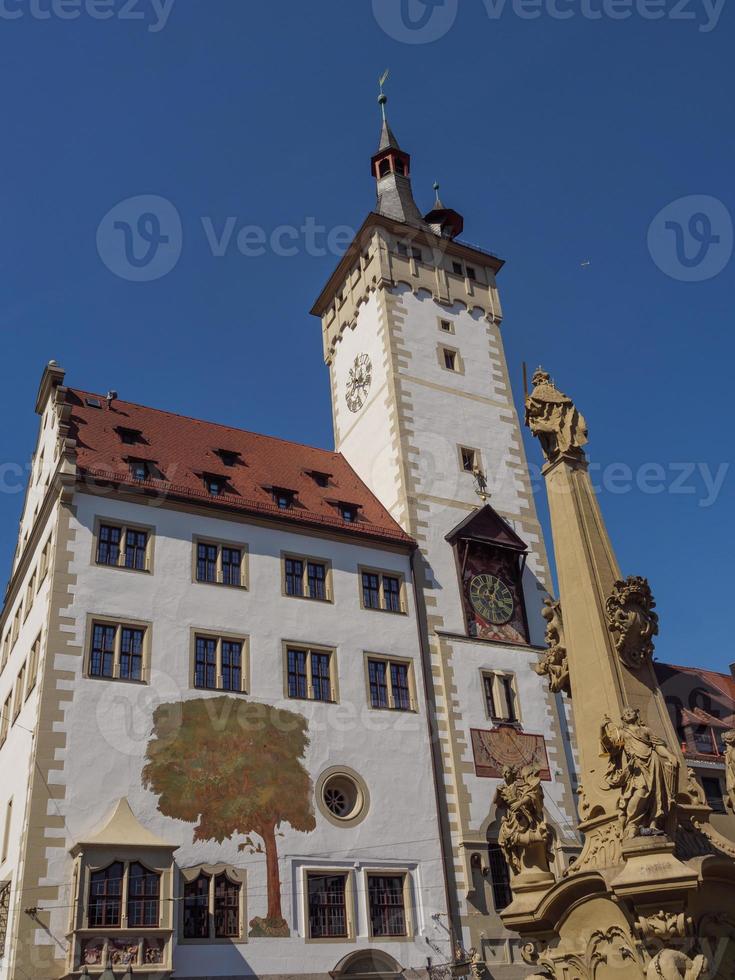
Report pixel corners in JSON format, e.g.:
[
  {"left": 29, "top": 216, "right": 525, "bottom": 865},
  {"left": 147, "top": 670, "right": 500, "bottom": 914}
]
[{"left": 311, "top": 92, "right": 580, "bottom": 967}]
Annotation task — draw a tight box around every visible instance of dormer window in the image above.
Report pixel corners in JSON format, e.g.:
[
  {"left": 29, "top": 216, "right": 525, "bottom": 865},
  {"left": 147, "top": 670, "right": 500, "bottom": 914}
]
[
  {"left": 117, "top": 427, "right": 143, "bottom": 445},
  {"left": 309, "top": 471, "right": 330, "bottom": 488},
  {"left": 129, "top": 459, "right": 151, "bottom": 482},
  {"left": 274, "top": 488, "right": 295, "bottom": 510},
  {"left": 339, "top": 503, "right": 359, "bottom": 523},
  {"left": 203, "top": 474, "right": 229, "bottom": 497},
  {"left": 216, "top": 449, "right": 241, "bottom": 468}
]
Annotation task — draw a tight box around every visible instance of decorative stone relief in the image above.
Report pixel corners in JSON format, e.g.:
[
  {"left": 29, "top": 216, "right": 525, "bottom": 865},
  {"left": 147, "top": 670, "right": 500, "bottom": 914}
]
[
  {"left": 635, "top": 911, "right": 692, "bottom": 944},
  {"left": 600, "top": 708, "right": 678, "bottom": 838},
  {"left": 685, "top": 768, "right": 707, "bottom": 806},
  {"left": 564, "top": 820, "right": 622, "bottom": 875},
  {"left": 724, "top": 729, "right": 735, "bottom": 813},
  {"left": 524, "top": 368, "right": 588, "bottom": 463},
  {"left": 494, "top": 764, "right": 552, "bottom": 877},
  {"left": 521, "top": 927, "right": 639, "bottom": 980},
  {"left": 645, "top": 950, "right": 708, "bottom": 980},
  {"left": 605, "top": 576, "right": 659, "bottom": 669},
  {"left": 533, "top": 598, "right": 570, "bottom": 696}
]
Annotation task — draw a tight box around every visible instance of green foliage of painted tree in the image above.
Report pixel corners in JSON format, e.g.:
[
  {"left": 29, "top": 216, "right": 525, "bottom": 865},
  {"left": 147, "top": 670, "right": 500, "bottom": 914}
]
[{"left": 142, "top": 697, "right": 315, "bottom": 937}]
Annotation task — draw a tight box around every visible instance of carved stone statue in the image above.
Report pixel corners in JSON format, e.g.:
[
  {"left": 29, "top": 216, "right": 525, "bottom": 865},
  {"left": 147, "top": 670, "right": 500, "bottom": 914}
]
[
  {"left": 494, "top": 764, "right": 552, "bottom": 876},
  {"left": 686, "top": 768, "right": 707, "bottom": 806},
  {"left": 600, "top": 708, "right": 679, "bottom": 838},
  {"left": 645, "top": 949, "right": 708, "bottom": 980},
  {"left": 606, "top": 576, "right": 659, "bottom": 669},
  {"left": 724, "top": 730, "right": 735, "bottom": 814},
  {"left": 524, "top": 368, "right": 588, "bottom": 463},
  {"left": 533, "top": 598, "right": 570, "bottom": 696}
]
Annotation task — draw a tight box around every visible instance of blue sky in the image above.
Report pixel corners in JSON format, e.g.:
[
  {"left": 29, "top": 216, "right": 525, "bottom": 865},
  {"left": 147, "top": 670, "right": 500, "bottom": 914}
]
[{"left": 0, "top": 0, "right": 732, "bottom": 670}]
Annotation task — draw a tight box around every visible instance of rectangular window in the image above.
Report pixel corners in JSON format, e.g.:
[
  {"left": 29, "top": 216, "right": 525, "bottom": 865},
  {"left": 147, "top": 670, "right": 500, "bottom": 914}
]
[
  {"left": 96, "top": 522, "right": 150, "bottom": 572},
  {"left": 12, "top": 664, "right": 26, "bottom": 721},
  {"left": 367, "top": 657, "right": 414, "bottom": 712},
  {"left": 11, "top": 608, "right": 21, "bottom": 645},
  {"left": 193, "top": 633, "right": 247, "bottom": 693},
  {"left": 308, "top": 873, "right": 348, "bottom": 939},
  {"left": 460, "top": 447, "right": 477, "bottom": 473},
  {"left": 26, "top": 636, "right": 41, "bottom": 698},
  {"left": 488, "top": 841, "right": 512, "bottom": 910},
  {"left": 368, "top": 874, "right": 407, "bottom": 938},
  {"left": 127, "top": 862, "right": 160, "bottom": 927},
  {"left": 88, "top": 620, "right": 149, "bottom": 683},
  {"left": 38, "top": 536, "right": 51, "bottom": 584},
  {"left": 0, "top": 697, "right": 10, "bottom": 747},
  {"left": 1, "top": 799, "right": 11, "bottom": 864},
  {"left": 24, "top": 572, "right": 36, "bottom": 617},
  {"left": 283, "top": 555, "right": 330, "bottom": 601},
  {"left": 482, "top": 671, "right": 518, "bottom": 723},
  {"left": 1, "top": 633, "right": 10, "bottom": 673},
  {"left": 443, "top": 348, "right": 457, "bottom": 371},
  {"left": 452, "top": 260, "right": 463, "bottom": 276},
  {"left": 439, "top": 318, "right": 453, "bottom": 333},
  {"left": 286, "top": 646, "right": 335, "bottom": 703},
  {"left": 194, "top": 539, "right": 247, "bottom": 588},
  {"left": 360, "top": 569, "right": 406, "bottom": 613},
  {"left": 466, "top": 265, "right": 477, "bottom": 281},
  {"left": 0, "top": 881, "right": 9, "bottom": 957}
]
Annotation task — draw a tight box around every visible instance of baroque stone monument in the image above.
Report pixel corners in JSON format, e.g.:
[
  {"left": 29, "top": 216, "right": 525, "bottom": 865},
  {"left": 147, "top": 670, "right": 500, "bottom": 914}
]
[{"left": 500, "top": 368, "right": 735, "bottom": 980}]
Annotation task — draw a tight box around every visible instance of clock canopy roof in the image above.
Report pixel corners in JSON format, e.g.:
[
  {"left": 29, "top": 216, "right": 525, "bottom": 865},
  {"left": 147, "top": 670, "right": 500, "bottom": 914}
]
[{"left": 445, "top": 503, "right": 528, "bottom": 554}]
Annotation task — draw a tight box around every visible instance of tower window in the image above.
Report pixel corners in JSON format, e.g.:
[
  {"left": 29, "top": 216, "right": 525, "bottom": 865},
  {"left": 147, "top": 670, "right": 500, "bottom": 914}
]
[
  {"left": 439, "top": 318, "right": 453, "bottom": 333},
  {"left": 379, "top": 159, "right": 391, "bottom": 177},
  {"left": 443, "top": 349, "right": 457, "bottom": 371},
  {"left": 487, "top": 841, "right": 512, "bottom": 910},
  {"left": 452, "top": 261, "right": 463, "bottom": 276},
  {"left": 460, "top": 447, "right": 477, "bottom": 473},
  {"left": 466, "top": 265, "right": 477, "bottom": 281},
  {"left": 482, "top": 671, "right": 519, "bottom": 723}
]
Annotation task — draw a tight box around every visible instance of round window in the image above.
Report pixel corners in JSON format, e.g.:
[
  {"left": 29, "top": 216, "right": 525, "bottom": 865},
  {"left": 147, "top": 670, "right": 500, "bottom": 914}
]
[
  {"left": 317, "top": 768, "right": 369, "bottom": 827},
  {"left": 323, "top": 774, "right": 362, "bottom": 820}
]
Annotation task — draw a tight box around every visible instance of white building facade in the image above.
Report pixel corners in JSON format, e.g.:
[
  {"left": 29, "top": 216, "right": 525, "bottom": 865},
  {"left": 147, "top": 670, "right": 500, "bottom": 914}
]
[{"left": 0, "top": 100, "right": 579, "bottom": 980}]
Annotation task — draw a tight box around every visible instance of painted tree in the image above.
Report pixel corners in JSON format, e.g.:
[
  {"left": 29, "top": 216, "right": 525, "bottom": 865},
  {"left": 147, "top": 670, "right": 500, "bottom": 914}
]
[{"left": 142, "top": 697, "right": 315, "bottom": 937}]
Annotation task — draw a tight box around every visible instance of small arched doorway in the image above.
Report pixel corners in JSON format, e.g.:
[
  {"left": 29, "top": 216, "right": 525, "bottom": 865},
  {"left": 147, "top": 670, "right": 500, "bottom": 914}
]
[{"left": 331, "top": 949, "right": 404, "bottom": 979}]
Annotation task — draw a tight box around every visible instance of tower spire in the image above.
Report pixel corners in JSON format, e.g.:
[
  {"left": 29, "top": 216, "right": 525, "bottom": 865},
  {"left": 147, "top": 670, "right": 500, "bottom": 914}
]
[{"left": 370, "top": 73, "right": 426, "bottom": 228}]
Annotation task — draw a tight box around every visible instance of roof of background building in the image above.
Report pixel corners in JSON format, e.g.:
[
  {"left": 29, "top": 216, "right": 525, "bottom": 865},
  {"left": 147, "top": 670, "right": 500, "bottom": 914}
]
[{"left": 66, "top": 388, "right": 414, "bottom": 547}]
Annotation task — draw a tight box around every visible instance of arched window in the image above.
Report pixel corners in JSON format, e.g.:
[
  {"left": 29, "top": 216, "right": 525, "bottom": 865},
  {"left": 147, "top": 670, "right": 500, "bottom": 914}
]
[
  {"left": 183, "top": 872, "right": 210, "bottom": 939},
  {"left": 395, "top": 158, "right": 406, "bottom": 176},
  {"left": 88, "top": 862, "right": 124, "bottom": 928},
  {"left": 378, "top": 159, "right": 391, "bottom": 177},
  {"left": 214, "top": 873, "right": 240, "bottom": 938},
  {"left": 487, "top": 840, "right": 512, "bottom": 911},
  {"left": 128, "top": 862, "right": 160, "bottom": 927}
]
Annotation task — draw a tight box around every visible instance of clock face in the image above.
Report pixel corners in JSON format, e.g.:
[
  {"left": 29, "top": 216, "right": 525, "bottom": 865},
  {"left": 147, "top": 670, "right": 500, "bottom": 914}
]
[
  {"left": 469, "top": 573, "right": 515, "bottom": 625},
  {"left": 345, "top": 354, "right": 372, "bottom": 413}
]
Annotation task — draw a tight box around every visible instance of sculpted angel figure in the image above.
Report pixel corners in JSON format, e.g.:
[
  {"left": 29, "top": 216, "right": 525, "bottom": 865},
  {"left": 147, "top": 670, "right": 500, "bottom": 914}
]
[
  {"left": 600, "top": 707, "right": 679, "bottom": 838},
  {"left": 533, "top": 598, "right": 570, "bottom": 696},
  {"left": 524, "top": 368, "right": 588, "bottom": 463},
  {"left": 724, "top": 729, "right": 735, "bottom": 814},
  {"left": 494, "top": 764, "right": 552, "bottom": 875}
]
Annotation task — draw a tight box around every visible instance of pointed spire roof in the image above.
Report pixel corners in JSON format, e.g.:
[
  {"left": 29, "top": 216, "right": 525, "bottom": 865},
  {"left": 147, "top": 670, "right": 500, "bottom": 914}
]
[
  {"left": 371, "top": 84, "right": 428, "bottom": 230},
  {"left": 377, "top": 94, "right": 401, "bottom": 152}
]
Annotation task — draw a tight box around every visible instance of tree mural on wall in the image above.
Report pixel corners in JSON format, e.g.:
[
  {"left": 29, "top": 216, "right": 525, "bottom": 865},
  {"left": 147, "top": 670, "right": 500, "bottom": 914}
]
[{"left": 142, "top": 697, "right": 315, "bottom": 938}]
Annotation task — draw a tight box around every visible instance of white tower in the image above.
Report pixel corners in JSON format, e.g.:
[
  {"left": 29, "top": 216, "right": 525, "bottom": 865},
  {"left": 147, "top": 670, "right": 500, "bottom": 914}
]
[{"left": 312, "top": 91, "right": 580, "bottom": 967}]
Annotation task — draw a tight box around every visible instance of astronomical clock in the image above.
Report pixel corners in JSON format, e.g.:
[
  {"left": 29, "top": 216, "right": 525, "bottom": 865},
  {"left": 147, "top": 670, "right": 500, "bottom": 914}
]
[{"left": 446, "top": 504, "right": 529, "bottom": 645}]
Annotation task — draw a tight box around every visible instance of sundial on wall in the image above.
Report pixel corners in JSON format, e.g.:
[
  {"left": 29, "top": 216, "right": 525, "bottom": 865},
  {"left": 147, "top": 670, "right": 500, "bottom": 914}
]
[{"left": 345, "top": 354, "right": 372, "bottom": 413}]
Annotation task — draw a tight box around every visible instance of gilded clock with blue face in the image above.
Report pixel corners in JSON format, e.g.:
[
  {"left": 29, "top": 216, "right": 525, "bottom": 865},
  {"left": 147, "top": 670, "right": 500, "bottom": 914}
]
[{"left": 469, "top": 573, "right": 514, "bottom": 625}]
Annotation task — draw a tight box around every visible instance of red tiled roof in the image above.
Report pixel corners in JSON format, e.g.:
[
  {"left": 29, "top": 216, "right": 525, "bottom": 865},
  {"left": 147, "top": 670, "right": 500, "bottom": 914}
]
[{"left": 65, "top": 389, "right": 414, "bottom": 547}]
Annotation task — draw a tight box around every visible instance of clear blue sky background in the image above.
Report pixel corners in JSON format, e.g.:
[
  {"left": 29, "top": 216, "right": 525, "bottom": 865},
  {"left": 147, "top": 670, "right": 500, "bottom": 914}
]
[{"left": 0, "top": 1, "right": 732, "bottom": 670}]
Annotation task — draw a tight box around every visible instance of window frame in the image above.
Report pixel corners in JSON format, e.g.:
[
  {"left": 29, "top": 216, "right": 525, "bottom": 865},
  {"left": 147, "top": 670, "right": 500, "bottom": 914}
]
[
  {"left": 481, "top": 670, "right": 520, "bottom": 724},
  {"left": 439, "top": 344, "right": 463, "bottom": 374},
  {"left": 84, "top": 615, "right": 152, "bottom": 685},
  {"left": 24, "top": 571, "right": 36, "bottom": 620},
  {"left": 363, "top": 653, "right": 417, "bottom": 713},
  {"left": 192, "top": 537, "right": 249, "bottom": 589},
  {"left": 364, "top": 869, "right": 414, "bottom": 940},
  {"left": 92, "top": 517, "right": 155, "bottom": 575},
  {"left": 0, "top": 696, "right": 10, "bottom": 747},
  {"left": 179, "top": 864, "right": 246, "bottom": 944},
  {"left": 38, "top": 534, "right": 52, "bottom": 587},
  {"left": 438, "top": 316, "right": 455, "bottom": 334},
  {"left": 458, "top": 445, "right": 481, "bottom": 474},
  {"left": 12, "top": 663, "right": 26, "bottom": 722},
  {"left": 281, "top": 552, "right": 333, "bottom": 603},
  {"left": 189, "top": 629, "right": 250, "bottom": 695},
  {"left": 303, "top": 868, "right": 355, "bottom": 942},
  {"left": 282, "top": 641, "right": 339, "bottom": 704},
  {"left": 487, "top": 840, "right": 513, "bottom": 911},
  {"left": 25, "top": 633, "right": 41, "bottom": 700},
  {"left": 358, "top": 566, "right": 408, "bottom": 615},
  {"left": 84, "top": 858, "right": 163, "bottom": 931}
]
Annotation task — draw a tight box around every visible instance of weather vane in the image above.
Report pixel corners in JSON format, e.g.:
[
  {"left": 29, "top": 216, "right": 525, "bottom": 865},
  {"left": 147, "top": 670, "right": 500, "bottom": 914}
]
[{"left": 378, "top": 69, "right": 389, "bottom": 117}]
